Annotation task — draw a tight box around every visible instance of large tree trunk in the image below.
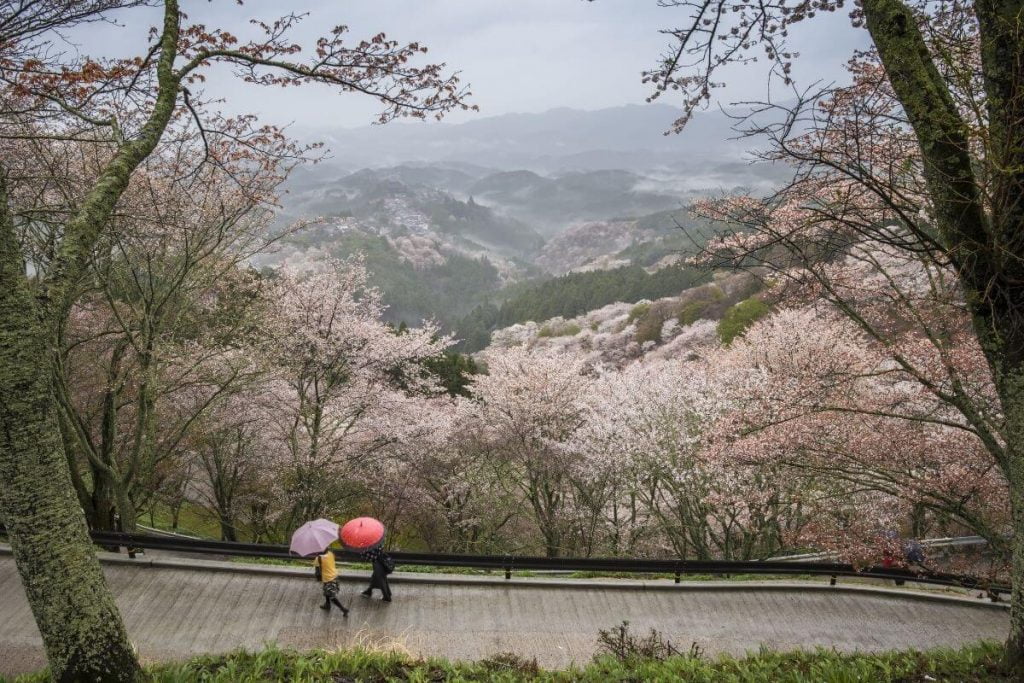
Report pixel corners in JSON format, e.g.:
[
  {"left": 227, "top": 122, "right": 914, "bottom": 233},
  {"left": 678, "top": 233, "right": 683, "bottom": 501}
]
[
  {"left": 0, "top": 3, "right": 187, "bottom": 676},
  {"left": 973, "top": 1, "right": 1024, "bottom": 659},
  {"left": 0, "top": 181, "right": 140, "bottom": 681},
  {"left": 861, "top": 0, "right": 1024, "bottom": 667},
  {"left": 988, "top": 322, "right": 1024, "bottom": 663},
  {"left": 1008, "top": 429, "right": 1024, "bottom": 664}
]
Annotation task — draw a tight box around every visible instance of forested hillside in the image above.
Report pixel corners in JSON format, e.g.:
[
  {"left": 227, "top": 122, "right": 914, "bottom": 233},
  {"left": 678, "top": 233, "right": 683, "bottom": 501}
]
[
  {"left": 454, "top": 264, "right": 709, "bottom": 351},
  {"left": 271, "top": 231, "right": 512, "bottom": 326}
]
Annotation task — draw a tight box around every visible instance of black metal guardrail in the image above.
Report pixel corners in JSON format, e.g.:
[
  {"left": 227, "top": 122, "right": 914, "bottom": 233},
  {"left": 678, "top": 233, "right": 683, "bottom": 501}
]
[{"left": 60, "top": 530, "right": 1007, "bottom": 597}]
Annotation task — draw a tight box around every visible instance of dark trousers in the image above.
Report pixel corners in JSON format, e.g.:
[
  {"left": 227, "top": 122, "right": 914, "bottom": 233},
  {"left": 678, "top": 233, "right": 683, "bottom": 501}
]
[
  {"left": 365, "top": 561, "right": 392, "bottom": 600},
  {"left": 321, "top": 580, "right": 348, "bottom": 613},
  {"left": 322, "top": 595, "right": 347, "bottom": 611}
]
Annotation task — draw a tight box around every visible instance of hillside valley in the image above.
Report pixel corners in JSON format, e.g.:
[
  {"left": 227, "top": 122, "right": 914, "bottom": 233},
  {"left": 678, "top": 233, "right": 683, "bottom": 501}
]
[{"left": 265, "top": 106, "right": 769, "bottom": 343}]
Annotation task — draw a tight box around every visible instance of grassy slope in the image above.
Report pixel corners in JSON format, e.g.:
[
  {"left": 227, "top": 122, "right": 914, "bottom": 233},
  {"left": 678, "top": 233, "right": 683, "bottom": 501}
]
[{"left": 11, "top": 643, "right": 1012, "bottom": 682}]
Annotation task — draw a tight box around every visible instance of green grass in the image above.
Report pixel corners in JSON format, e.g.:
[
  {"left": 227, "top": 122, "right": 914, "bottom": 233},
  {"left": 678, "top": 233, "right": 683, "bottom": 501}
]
[
  {"left": 12, "top": 642, "right": 1014, "bottom": 682},
  {"left": 139, "top": 501, "right": 227, "bottom": 540}
]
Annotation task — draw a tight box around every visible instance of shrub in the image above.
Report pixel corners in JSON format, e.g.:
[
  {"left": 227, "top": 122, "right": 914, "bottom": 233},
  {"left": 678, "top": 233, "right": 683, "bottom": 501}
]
[
  {"left": 538, "top": 322, "right": 582, "bottom": 338},
  {"left": 627, "top": 302, "right": 651, "bottom": 323},
  {"left": 676, "top": 286, "right": 728, "bottom": 326},
  {"left": 596, "top": 621, "right": 700, "bottom": 662},
  {"left": 480, "top": 652, "right": 541, "bottom": 675},
  {"left": 634, "top": 314, "right": 664, "bottom": 345},
  {"left": 677, "top": 299, "right": 709, "bottom": 326},
  {"left": 717, "top": 297, "right": 771, "bottom": 345}
]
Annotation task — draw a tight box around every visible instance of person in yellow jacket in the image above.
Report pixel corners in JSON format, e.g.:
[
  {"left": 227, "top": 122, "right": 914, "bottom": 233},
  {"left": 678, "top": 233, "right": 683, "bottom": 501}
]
[{"left": 314, "top": 549, "right": 349, "bottom": 616}]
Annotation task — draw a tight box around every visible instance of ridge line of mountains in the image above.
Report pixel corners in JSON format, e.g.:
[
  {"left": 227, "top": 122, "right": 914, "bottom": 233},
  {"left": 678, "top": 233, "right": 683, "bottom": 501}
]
[{"left": 268, "top": 104, "right": 788, "bottom": 350}]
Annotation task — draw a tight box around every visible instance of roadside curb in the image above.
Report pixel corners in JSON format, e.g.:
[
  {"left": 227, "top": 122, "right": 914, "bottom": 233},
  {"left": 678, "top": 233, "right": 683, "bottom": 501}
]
[{"left": 0, "top": 544, "right": 1007, "bottom": 610}]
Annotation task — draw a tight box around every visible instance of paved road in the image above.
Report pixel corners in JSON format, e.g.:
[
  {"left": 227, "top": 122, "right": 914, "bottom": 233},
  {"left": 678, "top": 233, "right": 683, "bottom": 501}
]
[{"left": 0, "top": 553, "right": 1009, "bottom": 676}]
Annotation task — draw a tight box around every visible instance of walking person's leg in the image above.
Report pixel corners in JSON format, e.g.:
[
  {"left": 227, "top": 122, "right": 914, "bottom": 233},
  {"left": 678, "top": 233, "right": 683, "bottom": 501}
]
[
  {"left": 364, "top": 563, "right": 381, "bottom": 597},
  {"left": 330, "top": 596, "right": 349, "bottom": 615},
  {"left": 330, "top": 580, "right": 349, "bottom": 615},
  {"left": 378, "top": 563, "right": 392, "bottom": 602}
]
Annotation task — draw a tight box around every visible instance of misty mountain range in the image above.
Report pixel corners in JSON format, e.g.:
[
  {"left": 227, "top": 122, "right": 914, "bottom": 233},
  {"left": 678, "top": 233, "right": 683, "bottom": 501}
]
[
  {"left": 280, "top": 103, "right": 789, "bottom": 236},
  {"left": 268, "top": 103, "right": 789, "bottom": 336},
  {"left": 292, "top": 103, "right": 787, "bottom": 179}
]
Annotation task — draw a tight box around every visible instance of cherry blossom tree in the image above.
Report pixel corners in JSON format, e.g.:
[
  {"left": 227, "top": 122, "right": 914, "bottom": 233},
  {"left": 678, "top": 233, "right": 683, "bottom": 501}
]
[
  {"left": 259, "top": 259, "right": 451, "bottom": 537},
  {"left": 471, "top": 347, "right": 595, "bottom": 557},
  {"left": 391, "top": 397, "right": 519, "bottom": 553},
  {"left": 578, "top": 358, "right": 809, "bottom": 559},
  {"left": 53, "top": 133, "right": 289, "bottom": 534},
  {"left": 639, "top": 0, "right": 1024, "bottom": 660},
  {"left": 0, "top": 1, "right": 472, "bottom": 676},
  {"left": 705, "top": 300, "right": 1009, "bottom": 565},
  {"left": 183, "top": 379, "right": 279, "bottom": 542}
]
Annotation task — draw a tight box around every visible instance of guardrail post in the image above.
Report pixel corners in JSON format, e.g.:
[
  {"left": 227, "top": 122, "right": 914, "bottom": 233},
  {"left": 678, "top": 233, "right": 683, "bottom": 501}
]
[
  {"left": 674, "top": 561, "right": 681, "bottom": 584},
  {"left": 504, "top": 554, "right": 511, "bottom": 580},
  {"left": 830, "top": 575, "right": 836, "bottom": 586}
]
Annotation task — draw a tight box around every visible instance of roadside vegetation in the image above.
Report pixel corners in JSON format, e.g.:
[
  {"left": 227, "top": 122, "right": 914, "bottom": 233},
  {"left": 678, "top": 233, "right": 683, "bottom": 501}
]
[{"left": 11, "top": 640, "right": 1012, "bottom": 682}]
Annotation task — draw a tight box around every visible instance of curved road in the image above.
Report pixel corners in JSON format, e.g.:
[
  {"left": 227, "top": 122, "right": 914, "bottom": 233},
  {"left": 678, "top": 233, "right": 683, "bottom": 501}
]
[{"left": 0, "top": 551, "right": 1009, "bottom": 676}]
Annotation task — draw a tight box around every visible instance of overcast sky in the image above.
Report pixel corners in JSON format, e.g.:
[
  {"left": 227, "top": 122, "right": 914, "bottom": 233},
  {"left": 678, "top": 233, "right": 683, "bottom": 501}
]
[{"left": 74, "top": 0, "right": 871, "bottom": 131}]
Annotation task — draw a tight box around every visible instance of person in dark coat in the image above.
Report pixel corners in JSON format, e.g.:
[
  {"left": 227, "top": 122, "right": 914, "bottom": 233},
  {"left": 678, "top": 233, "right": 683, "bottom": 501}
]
[
  {"left": 904, "top": 539, "right": 927, "bottom": 569},
  {"left": 360, "top": 546, "right": 393, "bottom": 602}
]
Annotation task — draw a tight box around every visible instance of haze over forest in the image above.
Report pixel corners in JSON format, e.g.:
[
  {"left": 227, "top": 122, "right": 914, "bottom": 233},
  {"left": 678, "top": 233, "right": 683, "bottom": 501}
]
[{"left": 266, "top": 103, "right": 787, "bottom": 349}]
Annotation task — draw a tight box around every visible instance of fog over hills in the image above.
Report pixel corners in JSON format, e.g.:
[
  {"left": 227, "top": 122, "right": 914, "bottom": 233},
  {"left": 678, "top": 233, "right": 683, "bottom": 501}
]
[
  {"left": 280, "top": 104, "right": 789, "bottom": 234},
  {"left": 267, "top": 103, "right": 787, "bottom": 335},
  {"left": 295, "top": 103, "right": 785, "bottom": 179}
]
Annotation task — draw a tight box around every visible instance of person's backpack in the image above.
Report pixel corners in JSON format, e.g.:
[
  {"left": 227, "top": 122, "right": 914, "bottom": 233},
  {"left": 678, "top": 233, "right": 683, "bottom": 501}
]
[{"left": 380, "top": 552, "right": 395, "bottom": 574}]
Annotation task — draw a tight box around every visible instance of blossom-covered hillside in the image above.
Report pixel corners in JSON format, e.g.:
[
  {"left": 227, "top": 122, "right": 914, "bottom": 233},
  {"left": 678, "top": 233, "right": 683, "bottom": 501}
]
[{"left": 485, "top": 271, "right": 764, "bottom": 366}]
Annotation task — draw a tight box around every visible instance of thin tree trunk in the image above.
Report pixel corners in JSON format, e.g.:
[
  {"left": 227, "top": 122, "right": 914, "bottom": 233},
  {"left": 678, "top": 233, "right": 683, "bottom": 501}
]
[
  {"left": 114, "top": 484, "right": 137, "bottom": 534},
  {"left": 1008, "top": 449, "right": 1024, "bottom": 664},
  {"left": 219, "top": 513, "right": 238, "bottom": 542}
]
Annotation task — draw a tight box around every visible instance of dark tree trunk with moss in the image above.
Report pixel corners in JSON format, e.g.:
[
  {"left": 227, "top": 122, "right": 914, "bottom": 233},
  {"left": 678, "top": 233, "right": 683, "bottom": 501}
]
[
  {"left": 0, "top": 177, "right": 141, "bottom": 681},
  {"left": 863, "top": 0, "right": 1024, "bottom": 663},
  {"left": 0, "top": 0, "right": 470, "bottom": 675},
  {"left": 0, "top": 3, "right": 183, "bottom": 678}
]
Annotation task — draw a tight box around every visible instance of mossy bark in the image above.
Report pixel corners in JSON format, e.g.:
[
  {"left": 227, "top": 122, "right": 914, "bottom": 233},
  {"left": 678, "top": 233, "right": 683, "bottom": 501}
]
[
  {"left": 0, "top": 177, "right": 141, "bottom": 681},
  {"left": 863, "top": 0, "right": 1024, "bottom": 664},
  {"left": 0, "top": 2, "right": 183, "bottom": 679},
  {"left": 1005, "top": 373, "right": 1024, "bottom": 665}
]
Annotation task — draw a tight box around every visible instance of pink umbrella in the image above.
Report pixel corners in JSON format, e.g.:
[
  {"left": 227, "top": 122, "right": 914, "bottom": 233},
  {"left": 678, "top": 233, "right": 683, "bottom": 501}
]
[
  {"left": 340, "top": 517, "right": 385, "bottom": 551},
  {"left": 289, "top": 518, "right": 340, "bottom": 557}
]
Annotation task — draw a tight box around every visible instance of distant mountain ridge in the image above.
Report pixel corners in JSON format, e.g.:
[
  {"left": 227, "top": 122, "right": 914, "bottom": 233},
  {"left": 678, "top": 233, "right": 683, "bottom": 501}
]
[
  {"left": 295, "top": 103, "right": 785, "bottom": 183},
  {"left": 266, "top": 104, "right": 781, "bottom": 336}
]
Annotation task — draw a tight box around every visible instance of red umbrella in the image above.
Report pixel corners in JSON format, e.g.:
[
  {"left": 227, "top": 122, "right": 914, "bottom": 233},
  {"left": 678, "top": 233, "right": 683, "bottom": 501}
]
[{"left": 340, "top": 516, "right": 385, "bottom": 551}]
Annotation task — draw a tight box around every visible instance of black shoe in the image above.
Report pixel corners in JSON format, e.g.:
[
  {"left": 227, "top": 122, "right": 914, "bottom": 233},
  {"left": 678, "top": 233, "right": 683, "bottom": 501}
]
[
  {"left": 361, "top": 590, "right": 372, "bottom": 597},
  {"left": 382, "top": 597, "right": 392, "bottom": 602},
  {"left": 319, "top": 604, "right": 330, "bottom": 611},
  {"left": 342, "top": 609, "right": 350, "bottom": 617}
]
